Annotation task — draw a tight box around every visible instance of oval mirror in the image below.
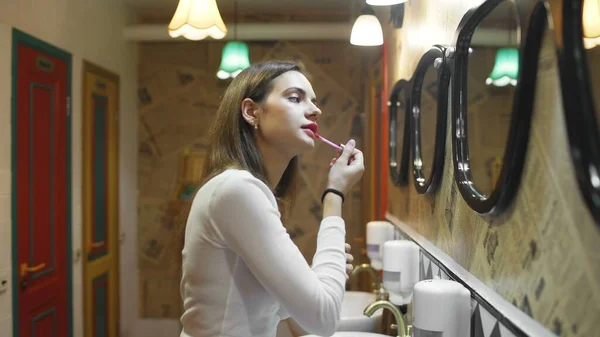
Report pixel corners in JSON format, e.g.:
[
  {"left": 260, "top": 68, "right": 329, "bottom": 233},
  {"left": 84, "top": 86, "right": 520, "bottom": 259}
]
[
  {"left": 467, "top": 0, "right": 520, "bottom": 199},
  {"left": 410, "top": 45, "right": 451, "bottom": 194},
  {"left": 549, "top": 0, "right": 600, "bottom": 227},
  {"left": 389, "top": 79, "right": 411, "bottom": 187},
  {"left": 450, "top": 0, "right": 544, "bottom": 215}
]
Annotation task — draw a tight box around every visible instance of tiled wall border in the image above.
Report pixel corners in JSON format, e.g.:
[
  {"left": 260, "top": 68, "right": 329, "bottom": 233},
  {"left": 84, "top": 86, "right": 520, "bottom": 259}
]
[{"left": 385, "top": 212, "right": 556, "bottom": 337}]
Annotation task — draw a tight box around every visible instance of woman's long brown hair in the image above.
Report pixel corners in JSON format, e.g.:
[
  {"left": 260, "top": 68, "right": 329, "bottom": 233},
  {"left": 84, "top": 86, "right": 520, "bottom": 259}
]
[{"left": 177, "top": 60, "right": 308, "bottom": 243}]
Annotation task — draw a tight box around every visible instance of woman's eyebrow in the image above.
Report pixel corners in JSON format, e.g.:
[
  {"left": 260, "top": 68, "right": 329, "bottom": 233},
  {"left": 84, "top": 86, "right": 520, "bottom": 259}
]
[{"left": 284, "top": 87, "right": 318, "bottom": 105}]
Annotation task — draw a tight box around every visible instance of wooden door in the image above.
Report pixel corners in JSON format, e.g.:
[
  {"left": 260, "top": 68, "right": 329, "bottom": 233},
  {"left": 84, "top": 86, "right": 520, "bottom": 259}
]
[
  {"left": 82, "top": 61, "right": 119, "bottom": 337},
  {"left": 12, "top": 29, "right": 72, "bottom": 337}
]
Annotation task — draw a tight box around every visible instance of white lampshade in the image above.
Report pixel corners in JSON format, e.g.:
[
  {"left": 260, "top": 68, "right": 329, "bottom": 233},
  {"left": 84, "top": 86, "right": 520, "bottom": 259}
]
[
  {"left": 367, "top": 0, "right": 407, "bottom": 5},
  {"left": 168, "top": 0, "right": 227, "bottom": 40},
  {"left": 350, "top": 7, "right": 384, "bottom": 46},
  {"left": 583, "top": 0, "right": 600, "bottom": 49}
]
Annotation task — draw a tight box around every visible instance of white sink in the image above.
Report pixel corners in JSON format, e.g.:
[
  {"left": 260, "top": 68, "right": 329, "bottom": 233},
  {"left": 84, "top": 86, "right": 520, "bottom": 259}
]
[
  {"left": 338, "top": 291, "right": 383, "bottom": 332},
  {"left": 301, "top": 332, "right": 387, "bottom": 337},
  {"left": 288, "top": 291, "right": 383, "bottom": 335}
]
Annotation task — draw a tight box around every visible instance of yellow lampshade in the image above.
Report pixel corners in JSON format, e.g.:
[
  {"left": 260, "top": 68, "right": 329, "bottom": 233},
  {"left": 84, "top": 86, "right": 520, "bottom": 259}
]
[
  {"left": 168, "top": 0, "right": 227, "bottom": 41},
  {"left": 583, "top": 0, "right": 600, "bottom": 49}
]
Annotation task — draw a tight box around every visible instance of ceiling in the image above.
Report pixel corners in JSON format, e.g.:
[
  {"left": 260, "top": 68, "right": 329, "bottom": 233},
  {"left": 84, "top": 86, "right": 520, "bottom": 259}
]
[{"left": 124, "top": 0, "right": 360, "bottom": 22}]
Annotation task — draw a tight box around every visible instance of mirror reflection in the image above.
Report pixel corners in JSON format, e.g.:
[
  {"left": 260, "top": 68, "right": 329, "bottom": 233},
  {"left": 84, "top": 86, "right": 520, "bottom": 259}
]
[
  {"left": 415, "top": 63, "right": 440, "bottom": 182},
  {"left": 389, "top": 81, "right": 410, "bottom": 186},
  {"left": 583, "top": 0, "right": 600, "bottom": 129},
  {"left": 466, "top": 0, "right": 520, "bottom": 197}
]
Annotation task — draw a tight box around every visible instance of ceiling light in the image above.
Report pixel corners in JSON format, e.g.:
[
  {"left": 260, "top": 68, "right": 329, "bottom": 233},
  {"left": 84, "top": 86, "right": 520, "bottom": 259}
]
[
  {"left": 486, "top": 48, "right": 519, "bottom": 87},
  {"left": 168, "top": 0, "right": 227, "bottom": 40},
  {"left": 216, "top": 1, "right": 250, "bottom": 79},
  {"left": 217, "top": 42, "right": 251, "bottom": 80},
  {"left": 350, "top": 6, "right": 384, "bottom": 46},
  {"left": 583, "top": 0, "right": 600, "bottom": 49}
]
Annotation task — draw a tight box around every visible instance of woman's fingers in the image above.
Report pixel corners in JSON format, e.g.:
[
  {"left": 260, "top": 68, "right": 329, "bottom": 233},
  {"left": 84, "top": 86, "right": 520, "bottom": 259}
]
[{"left": 345, "top": 242, "right": 354, "bottom": 276}]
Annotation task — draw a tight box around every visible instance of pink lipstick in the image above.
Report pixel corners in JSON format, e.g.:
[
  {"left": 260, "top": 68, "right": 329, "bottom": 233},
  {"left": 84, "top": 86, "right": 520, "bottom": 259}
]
[{"left": 315, "top": 133, "right": 345, "bottom": 151}]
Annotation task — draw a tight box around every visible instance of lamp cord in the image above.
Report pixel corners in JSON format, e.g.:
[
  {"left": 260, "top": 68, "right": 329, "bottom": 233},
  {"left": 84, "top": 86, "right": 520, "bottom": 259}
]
[{"left": 234, "top": 1, "right": 238, "bottom": 41}]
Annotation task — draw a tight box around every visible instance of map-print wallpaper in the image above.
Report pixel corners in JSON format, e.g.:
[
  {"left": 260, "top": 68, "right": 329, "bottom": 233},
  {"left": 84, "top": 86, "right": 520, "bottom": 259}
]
[{"left": 385, "top": 0, "right": 600, "bottom": 336}]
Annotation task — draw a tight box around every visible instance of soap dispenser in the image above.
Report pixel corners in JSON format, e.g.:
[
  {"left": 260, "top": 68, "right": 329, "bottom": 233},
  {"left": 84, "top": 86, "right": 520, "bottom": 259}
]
[
  {"left": 366, "top": 221, "right": 395, "bottom": 270},
  {"left": 412, "top": 279, "right": 471, "bottom": 337},
  {"left": 382, "top": 240, "right": 420, "bottom": 306}
]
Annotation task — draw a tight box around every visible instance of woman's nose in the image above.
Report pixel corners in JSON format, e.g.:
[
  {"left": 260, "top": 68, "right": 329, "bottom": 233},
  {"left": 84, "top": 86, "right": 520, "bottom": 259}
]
[{"left": 307, "top": 105, "right": 322, "bottom": 120}]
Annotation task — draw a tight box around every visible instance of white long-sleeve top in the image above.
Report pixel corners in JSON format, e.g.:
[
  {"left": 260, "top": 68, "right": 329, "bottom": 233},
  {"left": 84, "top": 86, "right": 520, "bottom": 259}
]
[{"left": 179, "top": 169, "right": 347, "bottom": 337}]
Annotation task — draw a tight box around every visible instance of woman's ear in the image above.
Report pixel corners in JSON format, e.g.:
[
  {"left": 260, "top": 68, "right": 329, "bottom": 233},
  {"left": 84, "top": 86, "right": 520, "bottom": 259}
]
[{"left": 241, "top": 98, "right": 261, "bottom": 126}]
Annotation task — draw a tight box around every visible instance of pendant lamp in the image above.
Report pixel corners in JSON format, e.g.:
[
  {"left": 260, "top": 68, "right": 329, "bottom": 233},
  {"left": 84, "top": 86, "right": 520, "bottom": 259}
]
[
  {"left": 217, "top": 42, "right": 251, "bottom": 79},
  {"left": 217, "top": 1, "right": 250, "bottom": 80},
  {"left": 350, "top": 6, "right": 384, "bottom": 46},
  {"left": 367, "top": 0, "right": 407, "bottom": 5},
  {"left": 168, "top": 0, "right": 227, "bottom": 40},
  {"left": 485, "top": 48, "right": 519, "bottom": 87},
  {"left": 583, "top": 0, "right": 600, "bottom": 49},
  {"left": 486, "top": 5, "right": 519, "bottom": 87}
]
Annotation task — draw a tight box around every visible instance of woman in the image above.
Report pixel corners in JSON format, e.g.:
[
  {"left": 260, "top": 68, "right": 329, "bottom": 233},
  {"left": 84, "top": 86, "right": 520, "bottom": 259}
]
[{"left": 180, "top": 60, "right": 365, "bottom": 337}]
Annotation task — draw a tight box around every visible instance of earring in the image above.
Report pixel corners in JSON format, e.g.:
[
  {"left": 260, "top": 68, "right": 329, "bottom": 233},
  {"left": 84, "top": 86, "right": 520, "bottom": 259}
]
[{"left": 254, "top": 123, "right": 258, "bottom": 130}]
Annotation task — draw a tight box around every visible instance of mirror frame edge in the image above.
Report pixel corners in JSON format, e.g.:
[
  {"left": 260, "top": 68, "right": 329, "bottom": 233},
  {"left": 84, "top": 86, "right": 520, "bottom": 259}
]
[
  {"left": 450, "top": 0, "right": 547, "bottom": 215},
  {"left": 548, "top": 0, "right": 600, "bottom": 227},
  {"left": 410, "top": 45, "right": 451, "bottom": 195},
  {"left": 389, "top": 79, "right": 412, "bottom": 187}
]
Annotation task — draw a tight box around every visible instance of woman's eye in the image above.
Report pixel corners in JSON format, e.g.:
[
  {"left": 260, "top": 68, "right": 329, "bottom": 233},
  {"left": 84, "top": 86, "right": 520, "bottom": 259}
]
[{"left": 289, "top": 96, "right": 301, "bottom": 103}]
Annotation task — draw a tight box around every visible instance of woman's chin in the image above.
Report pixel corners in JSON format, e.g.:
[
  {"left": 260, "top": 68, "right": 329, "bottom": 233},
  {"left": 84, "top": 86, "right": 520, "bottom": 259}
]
[
  {"left": 304, "top": 137, "right": 316, "bottom": 150},
  {"left": 291, "top": 139, "right": 315, "bottom": 156}
]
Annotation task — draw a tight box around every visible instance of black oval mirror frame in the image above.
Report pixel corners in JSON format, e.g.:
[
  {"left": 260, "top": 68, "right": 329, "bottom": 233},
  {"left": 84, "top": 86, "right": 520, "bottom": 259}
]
[
  {"left": 387, "top": 0, "right": 600, "bottom": 228},
  {"left": 549, "top": 0, "right": 600, "bottom": 226},
  {"left": 411, "top": 45, "right": 451, "bottom": 195},
  {"left": 388, "top": 79, "right": 411, "bottom": 187},
  {"left": 449, "top": 0, "right": 546, "bottom": 215}
]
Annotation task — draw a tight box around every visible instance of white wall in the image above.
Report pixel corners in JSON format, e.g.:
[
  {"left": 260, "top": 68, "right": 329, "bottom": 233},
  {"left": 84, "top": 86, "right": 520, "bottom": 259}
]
[{"left": 0, "top": 1, "right": 139, "bottom": 337}]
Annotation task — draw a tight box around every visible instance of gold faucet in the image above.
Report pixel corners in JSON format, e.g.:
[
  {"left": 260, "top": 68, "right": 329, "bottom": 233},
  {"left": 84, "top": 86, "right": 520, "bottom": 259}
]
[
  {"left": 363, "top": 300, "right": 411, "bottom": 337},
  {"left": 350, "top": 263, "right": 381, "bottom": 287},
  {"left": 349, "top": 263, "right": 389, "bottom": 300}
]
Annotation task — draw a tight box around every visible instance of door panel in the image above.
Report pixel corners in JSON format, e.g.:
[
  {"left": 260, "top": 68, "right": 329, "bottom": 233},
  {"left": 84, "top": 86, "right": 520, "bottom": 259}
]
[
  {"left": 82, "top": 62, "right": 119, "bottom": 337},
  {"left": 89, "top": 94, "right": 109, "bottom": 262},
  {"left": 13, "top": 30, "right": 71, "bottom": 337},
  {"left": 92, "top": 273, "right": 109, "bottom": 337}
]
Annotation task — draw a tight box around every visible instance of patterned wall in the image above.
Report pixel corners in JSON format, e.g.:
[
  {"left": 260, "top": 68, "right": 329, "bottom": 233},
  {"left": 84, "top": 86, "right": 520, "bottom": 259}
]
[
  {"left": 136, "top": 40, "right": 367, "bottom": 318},
  {"left": 385, "top": 1, "right": 600, "bottom": 337},
  {"left": 418, "top": 241, "right": 526, "bottom": 337}
]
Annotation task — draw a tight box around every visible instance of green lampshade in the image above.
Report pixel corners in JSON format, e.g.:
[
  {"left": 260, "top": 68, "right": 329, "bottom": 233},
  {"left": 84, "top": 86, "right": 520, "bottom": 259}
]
[
  {"left": 217, "top": 41, "right": 250, "bottom": 80},
  {"left": 485, "top": 48, "right": 519, "bottom": 87}
]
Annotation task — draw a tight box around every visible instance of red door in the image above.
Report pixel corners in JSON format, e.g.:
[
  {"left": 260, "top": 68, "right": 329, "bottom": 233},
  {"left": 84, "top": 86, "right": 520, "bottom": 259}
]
[{"left": 14, "top": 39, "right": 69, "bottom": 337}]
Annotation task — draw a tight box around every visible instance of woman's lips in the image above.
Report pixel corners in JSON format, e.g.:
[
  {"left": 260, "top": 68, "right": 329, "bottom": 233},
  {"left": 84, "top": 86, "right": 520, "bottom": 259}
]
[
  {"left": 303, "top": 129, "right": 316, "bottom": 138},
  {"left": 301, "top": 123, "right": 319, "bottom": 134}
]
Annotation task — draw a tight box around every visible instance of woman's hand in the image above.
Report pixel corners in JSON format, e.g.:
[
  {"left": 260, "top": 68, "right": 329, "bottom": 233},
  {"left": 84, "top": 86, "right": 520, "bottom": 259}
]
[
  {"left": 345, "top": 243, "right": 354, "bottom": 280},
  {"left": 327, "top": 139, "right": 365, "bottom": 196}
]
